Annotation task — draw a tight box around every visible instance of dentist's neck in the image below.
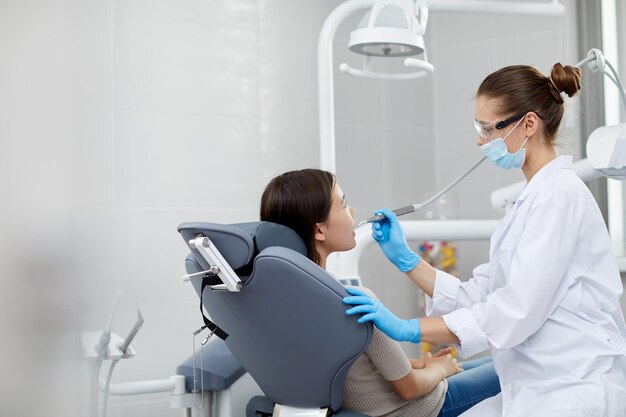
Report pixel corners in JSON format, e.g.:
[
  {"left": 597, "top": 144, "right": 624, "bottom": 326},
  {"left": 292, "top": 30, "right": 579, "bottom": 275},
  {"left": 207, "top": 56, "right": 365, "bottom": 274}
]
[{"left": 522, "top": 139, "right": 557, "bottom": 182}]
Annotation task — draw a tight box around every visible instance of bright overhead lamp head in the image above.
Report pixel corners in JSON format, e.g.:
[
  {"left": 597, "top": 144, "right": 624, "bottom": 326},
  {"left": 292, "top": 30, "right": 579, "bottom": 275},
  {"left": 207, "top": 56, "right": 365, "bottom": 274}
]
[
  {"left": 586, "top": 123, "right": 626, "bottom": 180},
  {"left": 349, "top": 0, "right": 427, "bottom": 58},
  {"left": 349, "top": 28, "right": 424, "bottom": 57}
]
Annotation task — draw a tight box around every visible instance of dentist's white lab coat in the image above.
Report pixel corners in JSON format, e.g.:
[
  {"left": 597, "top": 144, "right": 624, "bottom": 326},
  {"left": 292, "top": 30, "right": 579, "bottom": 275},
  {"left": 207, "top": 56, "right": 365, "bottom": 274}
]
[{"left": 426, "top": 156, "right": 626, "bottom": 417}]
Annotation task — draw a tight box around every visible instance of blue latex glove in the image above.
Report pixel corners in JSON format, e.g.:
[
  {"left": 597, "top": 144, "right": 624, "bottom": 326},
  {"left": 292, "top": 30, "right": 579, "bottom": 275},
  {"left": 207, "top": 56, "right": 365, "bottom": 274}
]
[
  {"left": 372, "top": 207, "right": 421, "bottom": 272},
  {"left": 343, "top": 287, "right": 421, "bottom": 343}
]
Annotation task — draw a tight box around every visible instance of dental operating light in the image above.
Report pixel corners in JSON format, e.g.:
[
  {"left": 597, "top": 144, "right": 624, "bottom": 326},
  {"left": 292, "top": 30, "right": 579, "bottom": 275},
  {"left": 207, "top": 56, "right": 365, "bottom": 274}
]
[
  {"left": 579, "top": 49, "right": 626, "bottom": 181},
  {"left": 348, "top": 0, "right": 426, "bottom": 57},
  {"left": 340, "top": 0, "right": 434, "bottom": 80}
]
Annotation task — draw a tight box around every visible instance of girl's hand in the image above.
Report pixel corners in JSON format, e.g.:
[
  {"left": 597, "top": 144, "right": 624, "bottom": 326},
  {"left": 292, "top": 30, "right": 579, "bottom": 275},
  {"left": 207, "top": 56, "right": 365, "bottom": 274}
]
[{"left": 429, "top": 353, "right": 463, "bottom": 378}]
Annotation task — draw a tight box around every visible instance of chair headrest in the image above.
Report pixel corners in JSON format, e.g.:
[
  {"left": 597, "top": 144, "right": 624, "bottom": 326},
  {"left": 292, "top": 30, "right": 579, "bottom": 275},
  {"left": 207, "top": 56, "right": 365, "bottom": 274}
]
[{"left": 177, "top": 221, "right": 307, "bottom": 270}]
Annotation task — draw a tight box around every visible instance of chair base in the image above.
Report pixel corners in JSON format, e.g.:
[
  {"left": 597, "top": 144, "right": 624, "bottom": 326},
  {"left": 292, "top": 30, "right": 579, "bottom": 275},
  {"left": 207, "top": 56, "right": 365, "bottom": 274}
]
[
  {"left": 246, "top": 395, "right": 370, "bottom": 417},
  {"left": 274, "top": 404, "right": 329, "bottom": 417}
]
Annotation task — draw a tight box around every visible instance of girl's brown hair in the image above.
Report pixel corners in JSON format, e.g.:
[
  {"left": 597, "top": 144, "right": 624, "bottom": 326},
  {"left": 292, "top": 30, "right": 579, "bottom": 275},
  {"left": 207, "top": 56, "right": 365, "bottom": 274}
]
[{"left": 260, "top": 169, "right": 335, "bottom": 265}]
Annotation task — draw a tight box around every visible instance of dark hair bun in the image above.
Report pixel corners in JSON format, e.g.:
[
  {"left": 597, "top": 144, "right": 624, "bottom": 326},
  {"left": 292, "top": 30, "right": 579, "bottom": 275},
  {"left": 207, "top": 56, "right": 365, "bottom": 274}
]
[{"left": 550, "top": 63, "right": 581, "bottom": 98}]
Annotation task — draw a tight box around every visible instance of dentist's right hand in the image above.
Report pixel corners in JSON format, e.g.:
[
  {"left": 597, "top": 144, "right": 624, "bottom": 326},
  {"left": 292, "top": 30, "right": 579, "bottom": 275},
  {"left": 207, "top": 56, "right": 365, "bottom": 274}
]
[
  {"left": 372, "top": 207, "right": 421, "bottom": 272},
  {"left": 343, "top": 287, "right": 421, "bottom": 343}
]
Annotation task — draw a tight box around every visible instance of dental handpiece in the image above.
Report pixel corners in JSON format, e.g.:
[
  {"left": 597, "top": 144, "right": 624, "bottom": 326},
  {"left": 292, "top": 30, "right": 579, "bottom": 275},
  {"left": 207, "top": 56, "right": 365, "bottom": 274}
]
[
  {"left": 357, "top": 156, "right": 487, "bottom": 227},
  {"left": 357, "top": 205, "right": 417, "bottom": 227}
]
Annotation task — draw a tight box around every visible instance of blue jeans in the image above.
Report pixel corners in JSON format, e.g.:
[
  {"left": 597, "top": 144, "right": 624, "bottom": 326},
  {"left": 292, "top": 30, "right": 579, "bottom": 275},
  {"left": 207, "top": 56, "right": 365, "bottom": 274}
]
[{"left": 438, "top": 357, "right": 500, "bottom": 417}]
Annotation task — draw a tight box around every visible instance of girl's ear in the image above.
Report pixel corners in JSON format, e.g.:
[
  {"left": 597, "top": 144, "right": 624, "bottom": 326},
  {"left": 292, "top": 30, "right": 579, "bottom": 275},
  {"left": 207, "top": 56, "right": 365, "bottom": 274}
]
[{"left": 314, "top": 222, "right": 326, "bottom": 242}]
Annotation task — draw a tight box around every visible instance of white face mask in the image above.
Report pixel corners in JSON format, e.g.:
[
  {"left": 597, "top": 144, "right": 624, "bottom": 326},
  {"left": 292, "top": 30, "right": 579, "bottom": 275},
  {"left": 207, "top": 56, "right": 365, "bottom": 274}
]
[{"left": 480, "top": 117, "right": 528, "bottom": 170}]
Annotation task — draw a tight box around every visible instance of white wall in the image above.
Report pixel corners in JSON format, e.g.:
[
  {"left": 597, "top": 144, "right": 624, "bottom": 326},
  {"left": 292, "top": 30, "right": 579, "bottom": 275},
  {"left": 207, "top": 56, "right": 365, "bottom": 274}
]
[{"left": 0, "top": 1, "right": 600, "bottom": 417}]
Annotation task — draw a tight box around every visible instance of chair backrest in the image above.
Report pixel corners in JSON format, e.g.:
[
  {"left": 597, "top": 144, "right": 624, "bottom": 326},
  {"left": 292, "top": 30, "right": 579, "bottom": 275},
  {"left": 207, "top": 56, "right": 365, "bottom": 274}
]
[{"left": 178, "top": 221, "right": 372, "bottom": 411}]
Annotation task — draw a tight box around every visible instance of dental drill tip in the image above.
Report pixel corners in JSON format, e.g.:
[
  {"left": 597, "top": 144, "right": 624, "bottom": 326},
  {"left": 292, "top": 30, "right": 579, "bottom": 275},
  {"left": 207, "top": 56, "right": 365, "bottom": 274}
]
[{"left": 356, "top": 220, "right": 367, "bottom": 228}]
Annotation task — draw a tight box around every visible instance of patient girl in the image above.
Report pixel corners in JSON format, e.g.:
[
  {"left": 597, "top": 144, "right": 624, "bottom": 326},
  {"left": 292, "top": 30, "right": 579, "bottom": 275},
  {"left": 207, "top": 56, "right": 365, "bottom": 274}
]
[{"left": 260, "top": 169, "right": 500, "bottom": 417}]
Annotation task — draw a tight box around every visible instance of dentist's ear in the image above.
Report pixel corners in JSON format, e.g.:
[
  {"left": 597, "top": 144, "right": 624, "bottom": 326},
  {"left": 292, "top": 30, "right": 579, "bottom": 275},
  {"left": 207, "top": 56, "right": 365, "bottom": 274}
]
[{"left": 523, "top": 112, "right": 540, "bottom": 137}]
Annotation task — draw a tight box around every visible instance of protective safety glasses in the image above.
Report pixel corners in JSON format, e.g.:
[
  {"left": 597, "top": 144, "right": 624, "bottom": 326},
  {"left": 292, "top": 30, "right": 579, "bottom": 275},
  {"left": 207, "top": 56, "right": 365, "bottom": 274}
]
[{"left": 473, "top": 111, "right": 527, "bottom": 141}]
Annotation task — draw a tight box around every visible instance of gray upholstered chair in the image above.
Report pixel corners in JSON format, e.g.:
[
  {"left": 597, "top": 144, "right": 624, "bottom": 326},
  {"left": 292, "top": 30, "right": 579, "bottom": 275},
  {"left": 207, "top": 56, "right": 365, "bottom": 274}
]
[{"left": 178, "top": 221, "right": 372, "bottom": 417}]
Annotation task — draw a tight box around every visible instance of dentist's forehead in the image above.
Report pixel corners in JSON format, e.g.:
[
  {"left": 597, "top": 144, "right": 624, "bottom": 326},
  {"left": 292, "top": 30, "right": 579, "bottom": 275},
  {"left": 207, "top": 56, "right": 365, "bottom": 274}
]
[{"left": 476, "top": 96, "right": 504, "bottom": 121}]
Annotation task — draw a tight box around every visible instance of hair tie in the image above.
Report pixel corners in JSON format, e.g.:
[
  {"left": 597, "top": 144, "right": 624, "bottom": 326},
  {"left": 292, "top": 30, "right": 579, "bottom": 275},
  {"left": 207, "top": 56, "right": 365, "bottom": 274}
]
[
  {"left": 547, "top": 76, "right": 559, "bottom": 92},
  {"left": 547, "top": 76, "right": 564, "bottom": 103}
]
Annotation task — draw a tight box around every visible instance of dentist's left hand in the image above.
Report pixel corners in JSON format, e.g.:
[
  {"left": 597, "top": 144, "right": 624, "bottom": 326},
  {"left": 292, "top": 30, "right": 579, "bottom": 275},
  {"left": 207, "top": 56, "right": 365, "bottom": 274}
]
[{"left": 343, "top": 287, "right": 421, "bottom": 343}]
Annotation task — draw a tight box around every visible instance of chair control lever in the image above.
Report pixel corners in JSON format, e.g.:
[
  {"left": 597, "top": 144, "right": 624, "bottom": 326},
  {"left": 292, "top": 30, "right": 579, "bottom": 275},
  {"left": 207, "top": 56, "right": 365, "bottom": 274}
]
[
  {"left": 182, "top": 236, "right": 242, "bottom": 292},
  {"left": 182, "top": 266, "right": 220, "bottom": 282}
]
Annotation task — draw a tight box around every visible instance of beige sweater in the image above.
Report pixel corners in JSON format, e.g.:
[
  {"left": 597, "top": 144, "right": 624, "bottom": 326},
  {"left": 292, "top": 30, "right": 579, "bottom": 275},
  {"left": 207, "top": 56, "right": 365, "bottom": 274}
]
[{"left": 342, "top": 289, "right": 446, "bottom": 417}]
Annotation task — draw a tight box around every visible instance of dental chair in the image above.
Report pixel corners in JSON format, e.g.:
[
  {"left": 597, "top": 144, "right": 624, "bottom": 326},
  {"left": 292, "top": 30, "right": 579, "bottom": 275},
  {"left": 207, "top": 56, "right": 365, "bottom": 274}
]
[{"left": 177, "top": 221, "right": 373, "bottom": 417}]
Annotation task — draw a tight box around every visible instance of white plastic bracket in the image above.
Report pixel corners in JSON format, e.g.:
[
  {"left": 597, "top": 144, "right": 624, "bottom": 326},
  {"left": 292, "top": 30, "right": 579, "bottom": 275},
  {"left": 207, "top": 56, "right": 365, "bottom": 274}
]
[
  {"left": 339, "top": 57, "right": 434, "bottom": 80},
  {"left": 183, "top": 236, "right": 242, "bottom": 292},
  {"left": 82, "top": 331, "right": 135, "bottom": 360}
]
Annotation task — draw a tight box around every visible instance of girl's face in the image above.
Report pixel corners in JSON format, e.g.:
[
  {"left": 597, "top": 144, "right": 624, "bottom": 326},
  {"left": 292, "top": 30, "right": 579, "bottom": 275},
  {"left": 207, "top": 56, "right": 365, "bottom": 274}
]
[{"left": 315, "top": 183, "right": 357, "bottom": 257}]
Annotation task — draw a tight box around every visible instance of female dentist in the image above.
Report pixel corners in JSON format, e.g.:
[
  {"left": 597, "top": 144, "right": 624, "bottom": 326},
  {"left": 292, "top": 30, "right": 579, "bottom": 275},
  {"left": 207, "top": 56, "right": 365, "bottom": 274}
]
[{"left": 343, "top": 62, "right": 626, "bottom": 417}]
